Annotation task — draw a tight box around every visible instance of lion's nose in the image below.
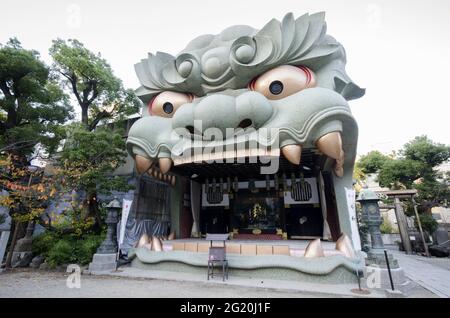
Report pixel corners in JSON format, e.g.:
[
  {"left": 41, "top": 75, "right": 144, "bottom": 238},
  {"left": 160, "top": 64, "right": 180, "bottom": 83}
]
[{"left": 172, "top": 91, "right": 273, "bottom": 137}]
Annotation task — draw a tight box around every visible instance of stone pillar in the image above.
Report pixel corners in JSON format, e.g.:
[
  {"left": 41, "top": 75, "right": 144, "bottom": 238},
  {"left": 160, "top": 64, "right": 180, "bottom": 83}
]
[
  {"left": 357, "top": 188, "right": 408, "bottom": 293},
  {"left": 11, "top": 221, "right": 35, "bottom": 268},
  {"left": 394, "top": 197, "right": 412, "bottom": 254},
  {"left": 0, "top": 211, "right": 12, "bottom": 271},
  {"left": 89, "top": 198, "right": 121, "bottom": 273}
]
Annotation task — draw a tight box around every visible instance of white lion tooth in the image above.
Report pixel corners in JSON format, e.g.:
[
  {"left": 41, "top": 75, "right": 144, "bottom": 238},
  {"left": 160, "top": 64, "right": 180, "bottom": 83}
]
[
  {"left": 135, "top": 155, "right": 153, "bottom": 174},
  {"left": 170, "top": 175, "right": 176, "bottom": 186},
  {"left": 316, "top": 132, "right": 342, "bottom": 160},
  {"left": 316, "top": 132, "right": 345, "bottom": 177},
  {"left": 281, "top": 144, "right": 302, "bottom": 165},
  {"left": 159, "top": 158, "right": 172, "bottom": 174},
  {"left": 335, "top": 234, "right": 355, "bottom": 258},
  {"left": 304, "top": 238, "right": 325, "bottom": 258}
]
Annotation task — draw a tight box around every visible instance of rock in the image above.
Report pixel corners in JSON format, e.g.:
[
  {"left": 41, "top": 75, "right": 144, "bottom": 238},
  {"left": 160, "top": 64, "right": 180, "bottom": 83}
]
[
  {"left": 30, "top": 255, "right": 45, "bottom": 269},
  {"left": 11, "top": 252, "right": 33, "bottom": 268},
  {"left": 39, "top": 262, "right": 50, "bottom": 270}
]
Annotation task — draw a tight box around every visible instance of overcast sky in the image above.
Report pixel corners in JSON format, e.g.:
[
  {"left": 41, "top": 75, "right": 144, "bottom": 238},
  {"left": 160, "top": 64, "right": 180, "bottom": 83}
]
[{"left": 2, "top": 0, "right": 449, "bottom": 156}]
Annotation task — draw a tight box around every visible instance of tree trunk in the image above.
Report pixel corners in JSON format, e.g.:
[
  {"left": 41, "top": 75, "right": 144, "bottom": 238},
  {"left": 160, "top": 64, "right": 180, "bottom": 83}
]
[
  {"left": 81, "top": 105, "right": 89, "bottom": 127},
  {"left": 87, "top": 192, "right": 102, "bottom": 231}
]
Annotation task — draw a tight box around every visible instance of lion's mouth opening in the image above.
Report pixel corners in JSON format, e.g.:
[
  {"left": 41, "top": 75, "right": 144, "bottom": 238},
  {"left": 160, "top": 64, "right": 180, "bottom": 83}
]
[{"left": 170, "top": 147, "right": 323, "bottom": 184}]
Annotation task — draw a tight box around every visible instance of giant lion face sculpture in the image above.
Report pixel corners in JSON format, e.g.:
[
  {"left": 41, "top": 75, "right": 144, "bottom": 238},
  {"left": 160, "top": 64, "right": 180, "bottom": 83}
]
[{"left": 126, "top": 12, "right": 364, "bottom": 182}]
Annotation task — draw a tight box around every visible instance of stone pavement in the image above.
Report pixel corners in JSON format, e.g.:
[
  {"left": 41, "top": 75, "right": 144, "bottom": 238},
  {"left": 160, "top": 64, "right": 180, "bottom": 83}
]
[
  {"left": 0, "top": 269, "right": 359, "bottom": 298},
  {"left": 102, "top": 266, "right": 386, "bottom": 298},
  {"left": 391, "top": 250, "right": 450, "bottom": 298}
]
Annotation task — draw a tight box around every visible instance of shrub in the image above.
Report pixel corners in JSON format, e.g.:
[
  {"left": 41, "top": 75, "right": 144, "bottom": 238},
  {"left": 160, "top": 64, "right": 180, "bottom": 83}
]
[
  {"left": 380, "top": 216, "right": 395, "bottom": 234},
  {"left": 32, "top": 231, "right": 60, "bottom": 257},
  {"left": 416, "top": 213, "right": 438, "bottom": 235},
  {"left": 47, "top": 239, "right": 77, "bottom": 267},
  {"left": 76, "top": 234, "right": 104, "bottom": 265},
  {"left": 32, "top": 231, "right": 105, "bottom": 266}
]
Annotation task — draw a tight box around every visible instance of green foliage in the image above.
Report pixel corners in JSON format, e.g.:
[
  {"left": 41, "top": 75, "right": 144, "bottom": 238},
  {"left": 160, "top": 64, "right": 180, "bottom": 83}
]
[
  {"left": 357, "top": 151, "right": 392, "bottom": 174},
  {"left": 403, "top": 136, "right": 450, "bottom": 167},
  {"left": 47, "top": 239, "right": 76, "bottom": 267},
  {"left": 57, "top": 123, "right": 132, "bottom": 196},
  {"left": 32, "top": 231, "right": 105, "bottom": 267},
  {"left": 358, "top": 136, "right": 450, "bottom": 212},
  {"left": 0, "top": 38, "right": 73, "bottom": 157},
  {"left": 378, "top": 159, "right": 423, "bottom": 189},
  {"left": 77, "top": 234, "right": 104, "bottom": 264},
  {"left": 32, "top": 231, "right": 57, "bottom": 257},
  {"left": 49, "top": 39, "right": 140, "bottom": 131},
  {"left": 416, "top": 214, "right": 438, "bottom": 235},
  {"left": 380, "top": 216, "right": 395, "bottom": 234}
]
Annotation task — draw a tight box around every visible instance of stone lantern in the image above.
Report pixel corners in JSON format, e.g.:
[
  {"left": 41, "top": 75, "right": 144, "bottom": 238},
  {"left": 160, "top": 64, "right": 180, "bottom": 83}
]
[
  {"left": 97, "top": 197, "right": 121, "bottom": 254},
  {"left": 357, "top": 188, "right": 406, "bottom": 293},
  {"left": 89, "top": 197, "right": 121, "bottom": 273},
  {"left": 357, "top": 188, "right": 384, "bottom": 250}
]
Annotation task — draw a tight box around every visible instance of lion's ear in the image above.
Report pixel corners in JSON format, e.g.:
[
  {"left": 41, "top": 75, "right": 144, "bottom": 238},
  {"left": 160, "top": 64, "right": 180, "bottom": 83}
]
[{"left": 334, "top": 77, "right": 365, "bottom": 101}]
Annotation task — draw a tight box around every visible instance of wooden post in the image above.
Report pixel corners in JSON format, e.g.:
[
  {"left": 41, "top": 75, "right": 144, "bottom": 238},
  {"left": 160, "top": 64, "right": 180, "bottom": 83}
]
[
  {"left": 412, "top": 196, "right": 430, "bottom": 257},
  {"left": 393, "top": 197, "right": 412, "bottom": 254}
]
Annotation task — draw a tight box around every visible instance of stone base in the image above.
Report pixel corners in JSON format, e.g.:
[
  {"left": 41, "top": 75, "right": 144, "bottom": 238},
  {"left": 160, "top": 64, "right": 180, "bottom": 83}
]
[
  {"left": 366, "top": 250, "right": 399, "bottom": 268},
  {"left": 10, "top": 251, "right": 33, "bottom": 268},
  {"left": 88, "top": 253, "right": 117, "bottom": 273},
  {"left": 385, "top": 289, "right": 405, "bottom": 298},
  {"left": 131, "top": 252, "right": 357, "bottom": 286},
  {"left": 362, "top": 265, "right": 411, "bottom": 293}
]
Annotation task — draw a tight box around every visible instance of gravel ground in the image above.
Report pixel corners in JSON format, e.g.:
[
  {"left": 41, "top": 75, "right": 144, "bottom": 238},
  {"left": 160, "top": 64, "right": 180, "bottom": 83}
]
[
  {"left": 0, "top": 269, "right": 438, "bottom": 298},
  {"left": 0, "top": 269, "right": 336, "bottom": 298}
]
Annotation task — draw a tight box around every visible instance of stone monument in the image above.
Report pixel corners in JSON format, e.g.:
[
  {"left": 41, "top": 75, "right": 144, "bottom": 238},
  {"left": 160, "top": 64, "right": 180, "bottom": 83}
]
[
  {"left": 88, "top": 197, "right": 121, "bottom": 273},
  {"left": 10, "top": 221, "right": 35, "bottom": 268},
  {"left": 357, "top": 188, "right": 408, "bottom": 295},
  {"left": 0, "top": 210, "right": 12, "bottom": 271}
]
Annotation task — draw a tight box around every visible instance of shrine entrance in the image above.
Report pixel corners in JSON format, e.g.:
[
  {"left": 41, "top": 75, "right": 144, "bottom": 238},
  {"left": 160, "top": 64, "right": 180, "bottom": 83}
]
[{"left": 173, "top": 151, "right": 341, "bottom": 241}]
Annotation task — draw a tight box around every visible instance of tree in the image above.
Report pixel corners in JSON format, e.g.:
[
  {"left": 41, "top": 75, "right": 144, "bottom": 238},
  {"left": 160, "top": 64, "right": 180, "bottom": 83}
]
[
  {"left": 57, "top": 124, "right": 132, "bottom": 228},
  {"left": 0, "top": 38, "right": 72, "bottom": 161},
  {"left": 49, "top": 39, "right": 139, "bottom": 131},
  {"left": 49, "top": 39, "right": 139, "bottom": 229},
  {"left": 0, "top": 39, "right": 73, "bottom": 268},
  {"left": 357, "top": 150, "right": 392, "bottom": 174},
  {"left": 357, "top": 136, "right": 450, "bottom": 213}
]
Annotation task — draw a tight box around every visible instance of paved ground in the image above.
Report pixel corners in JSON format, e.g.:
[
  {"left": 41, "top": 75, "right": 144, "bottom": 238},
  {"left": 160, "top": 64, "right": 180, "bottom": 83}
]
[
  {"left": 391, "top": 250, "right": 450, "bottom": 298},
  {"left": 0, "top": 267, "right": 437, "bottom": 298},
  {"left": 0, "top": 269, "right": 343, "bottom": 298}
]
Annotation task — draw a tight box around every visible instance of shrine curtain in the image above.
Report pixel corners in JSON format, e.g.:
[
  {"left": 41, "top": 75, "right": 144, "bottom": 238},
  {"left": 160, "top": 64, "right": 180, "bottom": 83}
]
[{"left": 190, "top": 180, "right": 201, "bottom": 237}]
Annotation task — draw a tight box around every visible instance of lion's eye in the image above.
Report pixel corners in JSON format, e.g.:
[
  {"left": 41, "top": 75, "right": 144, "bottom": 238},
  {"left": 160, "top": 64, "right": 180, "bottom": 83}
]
[
  {"left": 149, "top": 91, "right": 194, "bottom": 117},
  {"left": 248, "top": 65, "right": 316, "bottom": 100}
]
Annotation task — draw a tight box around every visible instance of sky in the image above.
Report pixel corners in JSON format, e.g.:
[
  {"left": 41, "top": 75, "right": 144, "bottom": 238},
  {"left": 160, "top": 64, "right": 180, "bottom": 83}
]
[{"left": 1, "top": 0, "right": 450, "bottom": 156}]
